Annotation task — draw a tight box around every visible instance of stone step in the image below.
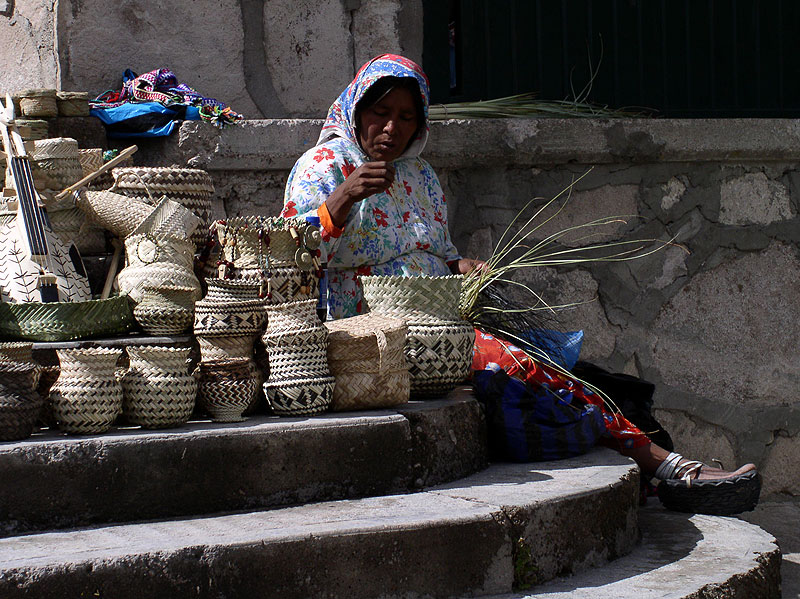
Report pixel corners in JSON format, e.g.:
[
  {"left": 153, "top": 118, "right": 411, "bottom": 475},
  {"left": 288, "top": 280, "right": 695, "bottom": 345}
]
[
  {"left": 0, "top": 449, "right": 640, "bottom": 598},
  {"left": 0, "top": 389, "right": 486, "bottom": 537},
  {"left": 487, "top": 505, "right": 781, "bottom": 599}
]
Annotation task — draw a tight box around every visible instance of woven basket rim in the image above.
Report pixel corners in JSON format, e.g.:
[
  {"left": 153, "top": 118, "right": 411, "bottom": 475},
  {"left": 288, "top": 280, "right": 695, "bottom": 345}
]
[{"left": 265, "top": 375, "right": 336, "bottom": 388}]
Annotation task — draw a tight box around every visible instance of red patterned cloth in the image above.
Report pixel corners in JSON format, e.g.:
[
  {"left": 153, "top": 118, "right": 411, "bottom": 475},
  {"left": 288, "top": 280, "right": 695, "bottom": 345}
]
[{"left": 472, "top": 328, "right": 651, "bottom": 451}]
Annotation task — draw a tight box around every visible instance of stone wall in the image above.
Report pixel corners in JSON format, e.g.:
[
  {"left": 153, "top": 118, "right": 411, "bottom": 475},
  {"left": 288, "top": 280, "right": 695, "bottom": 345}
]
[
  {"left": 132, "top": 117, "right": 800, "bottom": 500},
  {"left": 0, "top": 0, "right": 423, "bottom": 118}
]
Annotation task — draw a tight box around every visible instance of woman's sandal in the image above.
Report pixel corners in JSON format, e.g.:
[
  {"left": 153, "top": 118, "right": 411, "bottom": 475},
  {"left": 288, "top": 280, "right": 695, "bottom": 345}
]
[{"left": 654, "top": 452, "right": 761, "bottom": 516}]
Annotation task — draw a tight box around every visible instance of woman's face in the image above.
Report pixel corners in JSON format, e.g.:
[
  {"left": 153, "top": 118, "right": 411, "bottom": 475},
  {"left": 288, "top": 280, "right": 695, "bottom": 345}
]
[{"left": 357, "top": 86, "right": 419, "bottom": 162}]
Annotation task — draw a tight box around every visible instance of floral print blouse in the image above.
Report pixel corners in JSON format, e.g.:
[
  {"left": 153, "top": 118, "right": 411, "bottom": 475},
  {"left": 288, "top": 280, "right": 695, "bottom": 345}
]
[{"left": 282, "top": 136, "right": 460, "bottom": 319}]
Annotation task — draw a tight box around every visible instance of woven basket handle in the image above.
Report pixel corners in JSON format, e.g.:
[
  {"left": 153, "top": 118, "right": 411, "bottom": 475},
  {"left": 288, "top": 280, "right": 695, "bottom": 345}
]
[{"left": 376, "top": 329, "right": 388, "bottom": 374}]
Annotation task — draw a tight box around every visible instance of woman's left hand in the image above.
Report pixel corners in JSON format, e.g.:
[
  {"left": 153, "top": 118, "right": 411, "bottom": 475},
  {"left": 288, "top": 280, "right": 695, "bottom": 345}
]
[{"left": 450, "top": 258, "right": 489, "bottom": 276}]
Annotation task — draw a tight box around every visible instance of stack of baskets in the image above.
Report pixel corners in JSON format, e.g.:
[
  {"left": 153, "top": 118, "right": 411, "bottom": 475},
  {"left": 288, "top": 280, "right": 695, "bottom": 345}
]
[
  {"left": 193, "top": 278, "right": 265, "bottom": 421},
  {"left": 324, "top": 313, "right": 409, "bottom": 411},
  {"left": 0, "top": 342, "right": 43, "bottom": 441},
  {"left": 211, "top": 215, "right": 331, "bottom": 416},
  {"left": 360, "top": 274, "right": 475, "bottom": 397},
  {"left": 262, "top": 298, "right": 334, "bottom": 415},
  {"left": 111, "top": 167, "right": 214, "bottom": 251},
  {"left": 115, "top": 196, "right": 203, "bottom": 303}
]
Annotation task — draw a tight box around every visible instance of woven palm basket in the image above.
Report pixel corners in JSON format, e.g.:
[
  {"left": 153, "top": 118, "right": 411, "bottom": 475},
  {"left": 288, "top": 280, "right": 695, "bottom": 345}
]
[
  {"left": 0, "top": 296, "right": 135, "bottom": 342},
  {"left": 405, "top": 321, "right": 475, "bottom": 397},
  {"left": 204, "top": 278, "right": 263, "bottom": 303},
  {"left": 0, "top": 342, "right": 40, "bottom": 389},
  {"left": 360, "top": 275, "right": 473, "bottom": 397},
  {"left": 194, "top": 298, "right": 266, "bottom": 337},
  {"left": 197, "top": 358, "right": 256, "bottom": 422},
  {"left": 56, "top": 91, "right": 90, "bottom": 116},
  {"left": 215, "top": 216, "right": 319, "bottom": 271},
  {"left": 324, "top": 313, "right": 409, "bottom": 411},
  {"left": 264, "top": 299, "right": 321, "bottom": 335},
  {"left": 267, "top": 343, "right": 330, "bottom": 380},
  {"left": 360, "top": 274, "right": 464, "bottom": 323},
  {"left": 121, "top": 346, "right": 197, "bottom": 429},
  {"left": 18, "top": 89, "right": 58, "bottom": 118},
  {"left": 29, "top": 138, "right": 83, "bottom": 191},
  {"left": 15, "top": 119, "right": 49, "bottom": 141},
  {"left": 264, "top": 375, "right": 334, "bottom": 416},
  {"left": 196, "top": 334, "right": 255, "bottom": 362},
  {"left": 75, "top": 190, "right": 153, "bottom": 238},
  {"left": 265, "top": 266, "right": 319, "bottom": 304},
  {"left": 50, "top": 347, "right": 124, "bottom": 434},
  {"left": 111, "top": 167, "right": 213, "bottom": 249},
  {"left": 133, "top": 285, "right": 195, "bottom": 336},
  {"left": 116, "top": 263, "right": 201, "bottom": 304},
  {"left": 125, "top": 234, "right": 195, "bottom": 270},
  {"left": 0, "top": 383, "right": 43, "bottom": 441}
]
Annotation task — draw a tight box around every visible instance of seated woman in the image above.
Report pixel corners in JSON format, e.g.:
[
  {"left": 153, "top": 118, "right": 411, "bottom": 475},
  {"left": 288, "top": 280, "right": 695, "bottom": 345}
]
[{"left": 282, "top": 53, "right": 758, "bottom": 511}]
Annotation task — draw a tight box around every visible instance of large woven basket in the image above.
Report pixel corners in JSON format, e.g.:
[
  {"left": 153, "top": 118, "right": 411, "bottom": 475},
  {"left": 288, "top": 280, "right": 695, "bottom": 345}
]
[
  {"left": 121, "top": 346, "right": 197, "bottom": 429},
  {"left": 50, "top": 347, "right": 124, "bottom": 434},
  {"left": 112, "top": 167, "right": 213, "bottom": 249},
  {"left": 360, "top": 275, "right": 473, "bottom": 397},
  {"left": 360, "top": 275, "right": 464, "bottom": 323},
  {"left": 405, "top": 321, "right": 475, "bottom": 397},
  {"left": 324, "top": 313, "right": 409, "bottom": 411},
  {"left": 264, "top": 375, "right": 334, "bottom": 416},
  {"left": 197, "top": 358, "right": 256, "bottom": 422},
  {"left": 215, "top": 216, "right": 320, "bottom": 272},
  {"left": 0, "top": 296, "right": 135, "bottom": 342},
  {"left": 0, "top": 383, "right": 43, "bottom": 441}
]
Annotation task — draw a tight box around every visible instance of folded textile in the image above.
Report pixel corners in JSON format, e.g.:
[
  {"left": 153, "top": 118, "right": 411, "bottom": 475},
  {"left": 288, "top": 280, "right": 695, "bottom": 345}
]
[{"left": 90, "top": 68, "right": 243, "bottom": 137}]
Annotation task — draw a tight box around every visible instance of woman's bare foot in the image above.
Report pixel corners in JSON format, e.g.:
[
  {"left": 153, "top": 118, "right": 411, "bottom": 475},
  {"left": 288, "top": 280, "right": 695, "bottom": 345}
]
[{"left": 621, "top": 443, "right": 756, "bottom": 481}]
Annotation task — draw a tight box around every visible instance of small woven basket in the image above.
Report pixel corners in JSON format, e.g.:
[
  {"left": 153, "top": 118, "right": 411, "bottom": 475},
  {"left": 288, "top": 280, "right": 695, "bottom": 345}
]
[
  {"left": 193, "top": 298, "right": 266, "bottom": 337},
  {"left": 0, "top": 296, "right": 135, "bottom": 342},
  {"left": 75, "top": 190, "right": 153, "bottom": 238},
  {"left": 18, "top": 89, "right": 58, "bottom": 118},
  {"left": 50, "top": 347, "right": 124, "bottom": 434},
  {"left": 204, "top": 278, "right": 263, "bottom": 303},
  {"left": 264, "top": 375, "right": 334, "bottom": 416},
  {"left": 196, "top": 334, "right": 255, "bottom": 361},
  {"left": 121, "top": 346, "right": 197, "bottom": 429},
  {"left": 116, "top": 263, "right": 201, "bottom": 304},
  {"left": 265, "top": 266, "right": 319, "bottom": 304},
  {"left": 324, "top": 313, "right": 409, "bottom": 411},
  {"left": 0, "top": 383, "right": 43, "bottom": 441},
  {"left": 0, "top": 342, "right": 40, "bottom": 389},
  {"left": 133, "top": 285, "right": 196, "bottom": 336},
  {"left": 197, "top": 358, "right": 256, "bottom": 422},
  {"left": 405, "top": 321, "right": 475, "bottom": 397},
  {"left": 267, "top": 343, "right": 329, "bottom": 380},
  {"left": 125, "top": 234, "right": 195, "bottom": 270},
  {"left": 56, "top": 91, "right": 90, "bottom": 116},
  {"left": 0, "top": 360, "right": 39, "bottom": 394},
  {"left": 262, "top": 325, "right": 328, "bottom": 349},
  {"left": 264, "top": 299, "right": 321, "bottom": 335},
  {"left": 15, "top": 119, "right": 49, "bottom": 141}
]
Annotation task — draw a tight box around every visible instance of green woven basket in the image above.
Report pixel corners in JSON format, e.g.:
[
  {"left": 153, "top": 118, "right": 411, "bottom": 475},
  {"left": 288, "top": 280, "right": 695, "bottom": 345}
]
[{"left": 0, "top": 295, "right": 135, "bottom": 342}]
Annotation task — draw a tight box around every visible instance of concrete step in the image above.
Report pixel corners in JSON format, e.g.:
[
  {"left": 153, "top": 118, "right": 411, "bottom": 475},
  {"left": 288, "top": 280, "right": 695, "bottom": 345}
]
[
  {"left": 0, "top": 388, "right": 486, "bottom": 537},
  {"left": 0, "top": 449, "right": 640, "bottom": 598},
  {"left": 487, "top": 505, "right": 781, "bottom": 599}
]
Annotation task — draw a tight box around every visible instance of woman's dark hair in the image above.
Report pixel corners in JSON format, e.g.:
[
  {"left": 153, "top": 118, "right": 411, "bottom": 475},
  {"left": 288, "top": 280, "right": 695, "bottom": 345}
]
[{"left": 354, "top": 76, "right": 425, "bottom": 145}]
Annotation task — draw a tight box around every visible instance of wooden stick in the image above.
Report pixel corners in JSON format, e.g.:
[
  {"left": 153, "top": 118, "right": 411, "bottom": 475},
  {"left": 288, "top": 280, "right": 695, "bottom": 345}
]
[
  {"left": 55, "top": 145, "right": 138, "bottom": 201},
  {"left": 101, "top": 237, "right": 123, "bottom": 300}
]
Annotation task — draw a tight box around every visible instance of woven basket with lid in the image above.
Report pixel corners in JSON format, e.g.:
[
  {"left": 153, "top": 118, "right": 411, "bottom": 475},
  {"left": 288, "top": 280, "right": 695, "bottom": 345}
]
[{"left": 324, "top": 313, "right": 409, "bottom": 411}]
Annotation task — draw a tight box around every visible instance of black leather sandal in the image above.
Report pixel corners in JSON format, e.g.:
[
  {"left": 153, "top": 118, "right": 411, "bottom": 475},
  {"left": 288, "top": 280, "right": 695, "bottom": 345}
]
[{"left": 655, "top": 452, "right": 761, "bottom": 516}]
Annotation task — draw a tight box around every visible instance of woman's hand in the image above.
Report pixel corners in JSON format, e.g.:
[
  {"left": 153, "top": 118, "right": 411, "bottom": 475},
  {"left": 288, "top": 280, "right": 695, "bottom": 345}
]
[
  {"left": 449, "top": 258, "right": 489, "bottom": 276},
  {"left": 326, "top": 162, "right": 396, "bottom": 227}
]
